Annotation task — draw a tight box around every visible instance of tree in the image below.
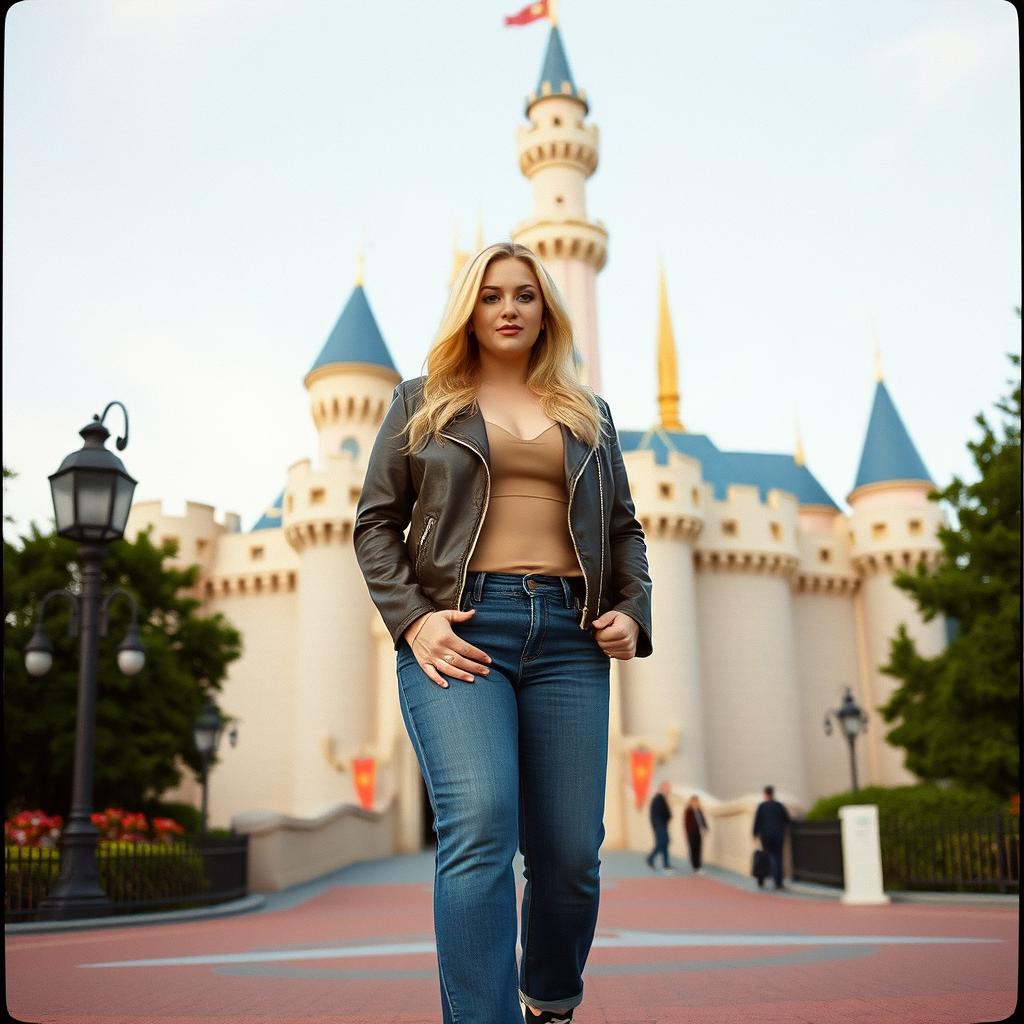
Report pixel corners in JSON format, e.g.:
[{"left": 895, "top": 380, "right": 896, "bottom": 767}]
[
  {"left": 3, "top": 525, "right": 242, "bottom": 817},
  {"left": 879, "top": 349, "right": 1021, "bottom": 798}
]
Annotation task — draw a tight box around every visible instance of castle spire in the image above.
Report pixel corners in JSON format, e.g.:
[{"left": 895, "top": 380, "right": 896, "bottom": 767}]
[
  {"left": 794, "top": 416, "right": 806, "bottom": 466},
  {"left": 656, "top": 264, "right": 684, "bottom": 431},
  {"left": 851, "top": 378, "right": 931, "bottom": 496}
]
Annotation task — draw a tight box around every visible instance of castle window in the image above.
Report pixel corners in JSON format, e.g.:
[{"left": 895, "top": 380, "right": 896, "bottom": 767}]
[
  {"left": 254, "top": 577, "right": 263, "bottom": 593},
  {"left": 250, "top": 546, "right": 264, "bottom": 561},
  {"left": 691, "top": 487, "right": 700, "bottom": 505},
  {"left": 196, "top": 538, "right": 208, "bottom": 555},
  {"left": 552, "top": 116, "right": 562, "bottom": 127},
  {"left": 238, "top": 578, "right": 247, "bottom": 594},
  {"left": 872, "top": 522, "right": 888, "bottom": 540},
  {"left": 658, "top": 482, "right": 674, "bottom": 499},
  {"left": 340, "top": 437, "right": 359, "bottom": 459},
  {"left": 310, "top": 488, "right": 326, "bottom": 505},
  {"left": 161, "top": 535, "right": 179, "bottom": 552},
  {"left": 769, "top": 522, "right": 783, "bottom": 541},
  {"left": 204, "top": 581, "right": 214, "bottom": 598},
  {"left": 818, "top": 548, "right": 832, "bottom": 563},
  {"left": 286, "top": 495, "right": 294, "bottom": 513},
  {"left": 270, "top": 574, "right": 279, "bottom": 592},
  {"left": 848, "top": 530, "right": 855, "bottom": 544},
  {"left": 287, "top": 572, "right": 297, "bottom": 590},
  {"left": 555, "top": 195, "right": 564, "bottom": 205},
  {"left": 908, "top": 519, "right": 923, "bottom": 536},
  {"left": 349, "top": 486, "right": 361, "bottom": 504},
  {"left": 721, "top": 520, "right": 738, "bottom": 537}
]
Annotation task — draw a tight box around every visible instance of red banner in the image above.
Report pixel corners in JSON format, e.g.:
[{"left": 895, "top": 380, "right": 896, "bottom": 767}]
[
  {"left": 630, "top": 748, "right": 654, "bottom": 810},
  {"left": 504, "top": 0, "right": 548, "bottom": 26},
  {"left": 353, "top": 757, "right": 376, "bottom": 810}
]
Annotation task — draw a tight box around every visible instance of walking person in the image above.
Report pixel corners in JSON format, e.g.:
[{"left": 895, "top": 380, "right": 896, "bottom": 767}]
[
  {"left": 752, "top": 785, "right": 791, "bottom": 890},
  {"left": 646, "top": 781, "right": 674, "bottom": 873},
  {"left": 683, "top": 795, "right": 709, "bottom": 874},
  {"left": 354, "top": 241, "right": 653, "bottom": 1024}
]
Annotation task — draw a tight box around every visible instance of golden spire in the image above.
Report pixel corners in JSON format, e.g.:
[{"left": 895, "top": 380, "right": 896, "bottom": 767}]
[
  {"left": 656, "top": 263, "right": 684, "bottom": 431},
  {"left": 549, "top": 0, "right": 559, "bottom": 26},
  {"left": 474, "top": 211, "right": 485, "bottom": 253},
  {"left": 794, "top": 416, "right": 806, "bottom": 466},
  {"left": 355, "top": 246, "right": 365, "bottom": 286}
]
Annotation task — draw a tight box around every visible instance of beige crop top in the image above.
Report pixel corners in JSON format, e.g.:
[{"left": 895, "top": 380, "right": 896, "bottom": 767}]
[{"left": 466, "top": 420, "right": 582, "bottom": 577}]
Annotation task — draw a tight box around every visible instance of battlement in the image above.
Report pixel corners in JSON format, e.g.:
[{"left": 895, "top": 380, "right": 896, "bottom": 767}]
[
  {"left": 282, "top": 455, "right": 366, "bottom": 551},
  {"left": 201, "top": 527, "right": 300, "bottom": 601},
  {"left": 517, "top": 115, "right": 599, "bottom": 177},
  {"left": 622, "top": 448, "right": 705, "bottom": 541},
  {"left": 511, "top": 216, "right": 607, "bottom": 270},
  {"left": 693, "top": 485, "right": 800, "bottom": 575},
  {"left": 793, "top": 518, "right": 859, "bottom": 594},
  {"left": 847, "top": 499, "right": 944, "bottom": 575},
  {"left": 126, "top": 500, "right": 240, "bottom": 584}
]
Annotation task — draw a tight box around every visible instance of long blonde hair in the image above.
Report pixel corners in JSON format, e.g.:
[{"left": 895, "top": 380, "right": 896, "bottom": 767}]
[{"left": 402, "top": 242, "right": 603, "bottom": 453}]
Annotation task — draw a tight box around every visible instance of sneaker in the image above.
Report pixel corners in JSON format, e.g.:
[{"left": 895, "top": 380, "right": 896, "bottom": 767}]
[{"left": 660, "top": 866, "right": 676, "bottom": 875}]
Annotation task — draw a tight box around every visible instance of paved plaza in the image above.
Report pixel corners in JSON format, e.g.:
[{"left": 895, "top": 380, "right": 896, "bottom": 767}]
[{"left": 5, "top": 850, "right": 1018, "bottom": 1024}]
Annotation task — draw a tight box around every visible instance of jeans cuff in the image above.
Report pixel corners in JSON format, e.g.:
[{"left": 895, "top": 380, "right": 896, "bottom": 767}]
[{"left": 520, "top": 987, "right": 583, "bottom": 1013}]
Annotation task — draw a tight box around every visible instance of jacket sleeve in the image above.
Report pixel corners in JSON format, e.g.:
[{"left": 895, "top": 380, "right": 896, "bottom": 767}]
[
  {"left": 353, "top": 384, "right": 438, "bottom": 648},
  {"left": 752, "top": 805, "right": 762, "bottom": 838},
  {"left": 599, "top": 397, "right": 654, "bottom": 658}
]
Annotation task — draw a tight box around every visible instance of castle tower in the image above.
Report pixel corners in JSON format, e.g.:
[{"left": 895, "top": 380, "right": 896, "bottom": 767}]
[
  {"left": 305, "top": 265, "right": 401, "bottom": 472},
  {"left": 847, "top": 371, "right": 945, "bottom": 786},
  {"left": 512, "top": 25, "right": 607, "bottom": 391},
  {"left": 617, "top": 272, "right": 706, "bottom": 802},
  {"left": 284, "top": 273, "right": 402, "bottom": 816}
]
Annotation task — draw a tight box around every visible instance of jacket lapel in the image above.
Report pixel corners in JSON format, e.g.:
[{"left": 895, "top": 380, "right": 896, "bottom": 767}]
[
  {"left": 442, "top": 404, "right": 491, "bottom": 463},
  {"left": 560, "top": 422, "right": 595, "bottom": 485}
]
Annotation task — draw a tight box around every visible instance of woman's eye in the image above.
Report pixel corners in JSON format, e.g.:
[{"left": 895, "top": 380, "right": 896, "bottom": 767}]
[
  {"left": 518, "top": 293, "right": 535, "bottom": 302},
  {"left": 482, "top": 294, "right": 498, "bottom": 303}
]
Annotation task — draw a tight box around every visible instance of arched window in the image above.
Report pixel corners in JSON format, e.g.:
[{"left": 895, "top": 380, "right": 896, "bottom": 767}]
[{"left": 340, "top": 437, "right": 359, "bottom": 459}]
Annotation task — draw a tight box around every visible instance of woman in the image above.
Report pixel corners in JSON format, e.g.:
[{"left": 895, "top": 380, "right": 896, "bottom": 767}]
[
  {"left": 354, "top": 241, "right": 653, "bottom": 1024},
  {"left": 683, "top": 795, "right": 709, "bottom": 875}
]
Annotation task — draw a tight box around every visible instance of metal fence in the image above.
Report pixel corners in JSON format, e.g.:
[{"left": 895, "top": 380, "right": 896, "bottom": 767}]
[
  {"left": 790, "top": 815, "right": 1020, "bottom": 894},
  {"left": 5, "top": 835, "right": 249, "bottom": 922},
  {"left": 881, "top": 815, "right": 1019, "bottom": 894},
  {"left": 790, "top": 820, "right": 844, "bottom": 887}
]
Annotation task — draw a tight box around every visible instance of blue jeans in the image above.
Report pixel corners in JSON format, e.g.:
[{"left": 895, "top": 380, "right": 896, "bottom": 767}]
[
  {"left": 397, "top": 572, "right": 611, "bottom": 1024},
  {"left": 647, "top": 824, "right": 671, "bottom": 868}
]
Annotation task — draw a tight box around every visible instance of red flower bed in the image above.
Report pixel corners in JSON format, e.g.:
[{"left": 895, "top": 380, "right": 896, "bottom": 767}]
[{"left": 5, "top": 808, "right": 185, "bottom": 847}]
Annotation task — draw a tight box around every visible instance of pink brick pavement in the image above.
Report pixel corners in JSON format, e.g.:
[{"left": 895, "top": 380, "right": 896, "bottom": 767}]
[{"left": 5, "top": 868, "right": 1018, "bottom": 1024}]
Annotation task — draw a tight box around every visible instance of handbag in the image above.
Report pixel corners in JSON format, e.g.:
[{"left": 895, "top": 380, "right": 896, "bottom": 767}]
[{"left": 751, "top": 848, "right": 770, "bottom": 881}]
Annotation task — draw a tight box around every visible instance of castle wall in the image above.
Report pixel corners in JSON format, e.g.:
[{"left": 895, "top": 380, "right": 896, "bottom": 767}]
[{"left": 694, "top": 486, "right": 807, "bottom": 803}]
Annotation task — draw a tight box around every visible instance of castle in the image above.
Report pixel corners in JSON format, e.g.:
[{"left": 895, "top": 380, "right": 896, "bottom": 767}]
[{"left": 126, "top": 26, "right": 945, "bottom": 863}]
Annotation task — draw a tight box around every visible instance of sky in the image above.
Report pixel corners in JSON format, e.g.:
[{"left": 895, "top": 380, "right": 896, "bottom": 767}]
[{"left": 3, "top": 0, "right": 1020, "bottom": 540}]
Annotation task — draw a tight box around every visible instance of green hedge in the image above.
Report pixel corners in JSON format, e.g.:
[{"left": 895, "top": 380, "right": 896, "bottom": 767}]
[
  {"left": 5, "top": 841, "right": 206, "bottom": 919},
  {"left": 804, "top": 784, "right": 1006, "bottom": 822}
]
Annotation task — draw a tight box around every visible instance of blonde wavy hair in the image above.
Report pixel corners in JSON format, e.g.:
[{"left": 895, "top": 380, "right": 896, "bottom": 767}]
[{"left": 403, "top": 241, "right": 603, "bottom": 453}]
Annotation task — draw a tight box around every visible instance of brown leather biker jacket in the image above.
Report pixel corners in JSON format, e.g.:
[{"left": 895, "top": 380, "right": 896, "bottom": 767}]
[{"left": 353, "top": 376, "right": 653, "bottom": 658}]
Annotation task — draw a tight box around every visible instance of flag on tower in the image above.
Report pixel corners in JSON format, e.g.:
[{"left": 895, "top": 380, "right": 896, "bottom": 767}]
[{"left": 504, "top": 0, "right": 549, "bottom": 26}]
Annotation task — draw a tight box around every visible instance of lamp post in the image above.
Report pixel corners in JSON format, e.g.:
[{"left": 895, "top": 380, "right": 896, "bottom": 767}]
[
  {"left": 26, "top": 402, "right": 142, "bottom": 921},
  {"left": 823, "top": 686, "right": 869, "bottom": 793},
  {"left": 193, "top": 698, "right": 225, "bottom": 835}
]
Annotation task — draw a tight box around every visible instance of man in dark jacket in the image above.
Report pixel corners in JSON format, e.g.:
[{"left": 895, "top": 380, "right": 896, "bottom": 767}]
[
  {"left": 752, "top": 785, "right": 790, "bottom": 890},
  {"left": 646, "top": 781, "right": 673, "bottom": 873}
]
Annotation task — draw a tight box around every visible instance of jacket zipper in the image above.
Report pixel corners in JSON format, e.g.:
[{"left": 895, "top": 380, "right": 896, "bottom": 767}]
[
  {"left": 415, "top": 515, "right": 436, "bottom": 573},
  {"left": 566, "top": 448, "right": 595, "bottom": 629},
  {"left": 440, "top": 433, "right": 491, "bottom": 610},
  {"left": 595, "top": 454, "right": 605, "bottom": 617}
]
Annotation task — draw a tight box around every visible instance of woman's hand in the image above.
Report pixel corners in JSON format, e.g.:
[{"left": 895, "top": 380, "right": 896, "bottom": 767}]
[
  {"left": 403, "top": 610, "right": 492, "bottom": 688},
  {"left": 590, "top": 610, "right": 640, "bottom": 660}
]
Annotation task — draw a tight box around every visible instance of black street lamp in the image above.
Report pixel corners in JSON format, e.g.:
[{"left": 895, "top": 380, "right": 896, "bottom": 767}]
[
  {"left": 824, "top": 686, "right": 869, "bottom": 793},
  {"left": 193, "top": 698, "right": 228, "bottom": 835},
  {"left": 25, "top": 402, "right": 142, "bottom": 921}
]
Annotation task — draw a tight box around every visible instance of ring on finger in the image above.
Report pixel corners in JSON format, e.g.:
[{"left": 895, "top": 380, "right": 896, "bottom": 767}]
[{"left": 443, "top": 654, "right": 455, "bottom": 664}]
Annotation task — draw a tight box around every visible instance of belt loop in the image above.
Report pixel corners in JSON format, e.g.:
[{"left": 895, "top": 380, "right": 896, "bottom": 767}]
[
  {"left": 560, "top": 576, "right": 573, "bottom": 609},
  {"left": 472, "top": 572, "right": 486, "bottom": 602}
]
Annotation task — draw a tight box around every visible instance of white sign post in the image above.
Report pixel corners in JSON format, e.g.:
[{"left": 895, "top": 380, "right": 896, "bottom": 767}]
[{"left": 839, "top": 804, "right": 890, "bottom": 905}]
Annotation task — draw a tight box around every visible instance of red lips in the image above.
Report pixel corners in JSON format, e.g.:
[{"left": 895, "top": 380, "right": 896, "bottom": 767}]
[{"left": 497, "top": 326, "right": 523, "bottom": 335}]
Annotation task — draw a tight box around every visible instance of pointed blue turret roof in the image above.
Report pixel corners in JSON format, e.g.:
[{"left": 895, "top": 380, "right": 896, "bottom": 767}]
[
  {"left": 852, "top": 380, "right": 931, "bottom": 491},
  {"left": 251, "top": 490, "right": 283, "bottom": 531},
  {"left": 307, "top": 284, "right": 398, "bottom": 377},
  {"left": 527, "top": 26, "right": 588, "bottom": 113}
]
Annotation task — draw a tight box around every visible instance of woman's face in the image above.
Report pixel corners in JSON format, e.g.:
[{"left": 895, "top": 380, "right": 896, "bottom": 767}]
[{"left": 470, "top": 257, "right": 545, "bottom": 363}]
